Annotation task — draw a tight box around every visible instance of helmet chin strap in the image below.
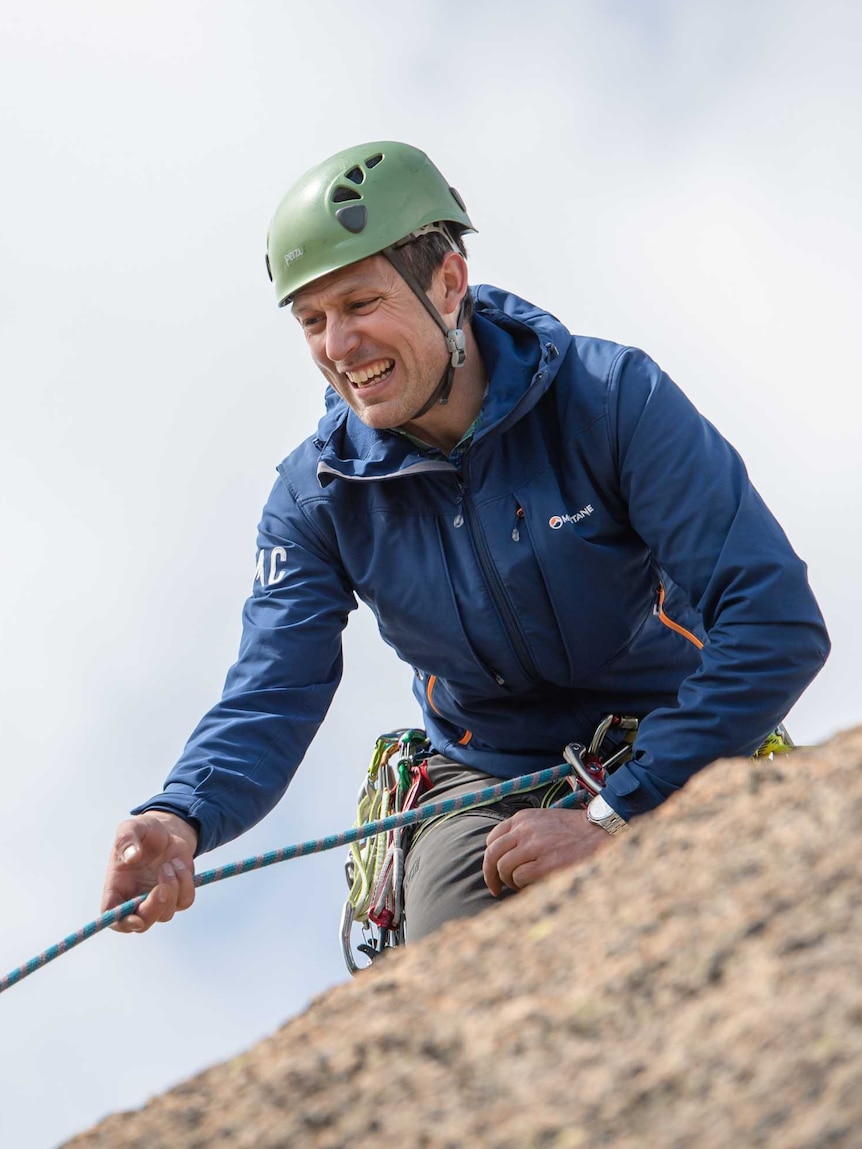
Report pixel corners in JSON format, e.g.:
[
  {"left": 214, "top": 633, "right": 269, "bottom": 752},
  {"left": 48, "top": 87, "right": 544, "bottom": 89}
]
[{"left": 381, "top": 244, "right": 467, "bottom": 424}]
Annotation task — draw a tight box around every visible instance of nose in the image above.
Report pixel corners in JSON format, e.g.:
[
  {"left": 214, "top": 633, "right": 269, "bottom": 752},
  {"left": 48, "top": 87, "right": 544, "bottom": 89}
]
[{"left": 324, "top": 312, "right": 361, "bottom": 367}]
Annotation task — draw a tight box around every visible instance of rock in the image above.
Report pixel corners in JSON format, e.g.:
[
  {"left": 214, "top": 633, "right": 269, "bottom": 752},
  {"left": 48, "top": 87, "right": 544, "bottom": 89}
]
[{"left": 64, "top": 728, "right": 862, "bottom": 1148}]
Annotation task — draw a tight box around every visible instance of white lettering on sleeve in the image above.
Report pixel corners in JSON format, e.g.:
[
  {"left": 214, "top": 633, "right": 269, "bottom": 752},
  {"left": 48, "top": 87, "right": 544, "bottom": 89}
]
[{"left": 268, "top": 546, "right": 288, "bottom": 586}]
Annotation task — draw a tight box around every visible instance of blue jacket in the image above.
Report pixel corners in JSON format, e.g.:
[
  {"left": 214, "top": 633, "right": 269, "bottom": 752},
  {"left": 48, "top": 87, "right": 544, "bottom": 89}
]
[{"left": 135, "top": 286, "right": 830, "bottom": 854}]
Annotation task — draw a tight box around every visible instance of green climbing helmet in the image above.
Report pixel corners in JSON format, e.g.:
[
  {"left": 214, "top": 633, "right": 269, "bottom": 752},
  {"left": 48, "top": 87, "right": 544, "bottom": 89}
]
[{"left": 266, "top": 141, "right": 475, "bottom": 307}]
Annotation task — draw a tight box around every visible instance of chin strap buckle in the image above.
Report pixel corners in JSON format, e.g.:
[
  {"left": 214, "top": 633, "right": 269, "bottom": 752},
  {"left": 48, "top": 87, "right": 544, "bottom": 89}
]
[{"left": 446, "top": 328, "right": 466, "bottom": 369}]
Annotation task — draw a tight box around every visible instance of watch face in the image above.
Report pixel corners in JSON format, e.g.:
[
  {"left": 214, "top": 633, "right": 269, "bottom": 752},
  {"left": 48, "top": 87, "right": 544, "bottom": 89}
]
[
  {"left": 587, "top": 795, "right": 628, "bottom": 833},
  {"left": 587, "top": 794, "right": 613, "bottom": 821}
]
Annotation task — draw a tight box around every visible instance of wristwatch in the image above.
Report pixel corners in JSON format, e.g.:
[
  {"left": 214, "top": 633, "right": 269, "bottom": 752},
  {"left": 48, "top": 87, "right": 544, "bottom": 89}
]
[{"left": 586, "top": 793, "right": 629, "bottom": 835}]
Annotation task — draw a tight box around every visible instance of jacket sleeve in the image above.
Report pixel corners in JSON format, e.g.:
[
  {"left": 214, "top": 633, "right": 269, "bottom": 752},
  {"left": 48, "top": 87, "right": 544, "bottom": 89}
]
[
  {"left": 132, "top": 472, "right": 356, "bottom": 854},
  {"left": 600, "top": 348, "right": 830, "bottom": 820}
]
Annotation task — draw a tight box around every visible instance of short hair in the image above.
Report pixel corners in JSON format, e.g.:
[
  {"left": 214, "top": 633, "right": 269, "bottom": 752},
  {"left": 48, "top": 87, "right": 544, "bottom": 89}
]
[{"left": 393, "top": 227, "right": 474, "bottom": 323}]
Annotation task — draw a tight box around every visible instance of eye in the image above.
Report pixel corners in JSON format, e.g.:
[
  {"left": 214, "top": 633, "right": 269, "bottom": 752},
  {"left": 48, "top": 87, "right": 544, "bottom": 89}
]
[
  {"left": 350, "top": 297, "right": 379, "bottom": 312},
  {"left": 298, "top": 314, "right": 323, "bottom": 330}
]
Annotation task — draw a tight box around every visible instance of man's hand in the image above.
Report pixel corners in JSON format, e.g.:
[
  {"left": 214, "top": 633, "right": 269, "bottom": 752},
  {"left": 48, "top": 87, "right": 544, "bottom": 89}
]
[
  {"left": 482, "top": 807, "right": 609, "bottom": 896},
  {"left": 101, "top": 812, "right": 199, "bottom": 933}
]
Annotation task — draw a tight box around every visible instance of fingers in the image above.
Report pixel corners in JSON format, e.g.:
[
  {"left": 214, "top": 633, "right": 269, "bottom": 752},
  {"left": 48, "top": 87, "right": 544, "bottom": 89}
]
[
  {"left": 507, "top": 859, "right": 546, "bottom": 890},
  {"left": 171, "top": 856, "right": 196, "bottom": 912},
  {"left": 152, "top": 860, "right": 186, "bottom": 923},
  {"left": 484, "top": 817, "right": 510, "bottom": 847},
  {"left": 108, "top": 860, "right": 195, "bottom": 933},
  {"left": 482, "top": 818, "right": 527, "bottom": 897},
  {"left": 102, "top": 814, "right": 197, "bottom": 933},
  {"left": 482, "top": 807, "right": 608, "bottom": 897}
]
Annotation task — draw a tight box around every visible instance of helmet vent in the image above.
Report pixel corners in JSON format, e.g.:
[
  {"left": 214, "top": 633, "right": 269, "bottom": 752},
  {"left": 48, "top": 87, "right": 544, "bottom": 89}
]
[
  {"left": 335, "top": 204, "right": 367, "bottom": 234},
  {"left": 450, "top": 187, "right": 467, "bottom": 211},
  {"left": 332, "top": 185, "right": 362, "bottom": 203},
  {"left": 344, "top": 166, "right": 365, "bottom": 185},
  {"left": 365, "top": 153, "right": 383, "bottom": 169}
]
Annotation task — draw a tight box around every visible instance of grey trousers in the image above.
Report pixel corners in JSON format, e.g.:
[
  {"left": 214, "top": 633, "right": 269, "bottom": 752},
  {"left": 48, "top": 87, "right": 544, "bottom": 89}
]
[{"left": 402, "top": 755, "right": 557, "bottom": 942}]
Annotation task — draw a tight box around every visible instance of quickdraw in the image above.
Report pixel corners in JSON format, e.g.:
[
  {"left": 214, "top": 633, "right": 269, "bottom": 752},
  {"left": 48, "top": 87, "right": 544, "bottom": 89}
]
[{"left": 339, "top": 729, "right": 431, "bottom": 974}]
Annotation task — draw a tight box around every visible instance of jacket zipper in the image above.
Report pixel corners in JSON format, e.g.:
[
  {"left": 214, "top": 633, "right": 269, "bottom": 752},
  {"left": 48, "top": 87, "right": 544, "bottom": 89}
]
[
  {"left": 512, "top": 503, "right": 525, "bottom": 542},
  {"left": 460, "top": 464, "right": 541, "bottom": 683}
]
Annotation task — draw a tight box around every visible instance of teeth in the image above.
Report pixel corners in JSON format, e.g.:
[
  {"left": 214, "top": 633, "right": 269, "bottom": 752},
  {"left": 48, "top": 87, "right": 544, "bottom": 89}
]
[{"left": 346, "top": 360, "right": 393, "bottom": 386}]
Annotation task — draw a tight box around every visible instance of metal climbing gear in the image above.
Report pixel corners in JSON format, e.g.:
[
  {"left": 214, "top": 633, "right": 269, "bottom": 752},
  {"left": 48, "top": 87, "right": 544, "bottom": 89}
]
[
  {"left": 338, "top": 717, "right": 641, "bottom": 975},
  {"left": 563, "top": 715, "right": 640, "bottom": 798},
  {"left": 752, "top": 722, "right": 795, "bottom": 757},
  {"left": 338, "top": 716, "right": 797, "bottom": 975},
  {"left": 339, "top": 729, "right": 431, "bottom": 974},
  {"left": 563, "top": 717, "right": 795, "bottom": 799}
]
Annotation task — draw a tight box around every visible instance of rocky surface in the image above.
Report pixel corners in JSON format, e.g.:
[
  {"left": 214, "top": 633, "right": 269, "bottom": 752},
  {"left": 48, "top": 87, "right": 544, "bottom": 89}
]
[{"left": 66, "top": 728, "right": 862, "bottom": 1148}]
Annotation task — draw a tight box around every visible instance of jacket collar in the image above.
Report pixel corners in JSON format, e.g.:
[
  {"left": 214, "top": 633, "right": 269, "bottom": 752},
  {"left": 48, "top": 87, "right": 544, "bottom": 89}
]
[{"left": 315, "top": 285, "right": 572, "bottom": 486}]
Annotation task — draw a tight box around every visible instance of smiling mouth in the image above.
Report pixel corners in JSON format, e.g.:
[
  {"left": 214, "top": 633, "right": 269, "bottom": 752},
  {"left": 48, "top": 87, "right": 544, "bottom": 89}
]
[{"left": 345, "top": 359, "right": 395, "bottom": 388}]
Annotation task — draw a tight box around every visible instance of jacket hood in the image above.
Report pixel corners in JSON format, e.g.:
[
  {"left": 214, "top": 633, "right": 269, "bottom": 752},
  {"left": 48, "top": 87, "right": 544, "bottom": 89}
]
[{"left": 314, "top": 285, "right": 573, "bottom": 485}]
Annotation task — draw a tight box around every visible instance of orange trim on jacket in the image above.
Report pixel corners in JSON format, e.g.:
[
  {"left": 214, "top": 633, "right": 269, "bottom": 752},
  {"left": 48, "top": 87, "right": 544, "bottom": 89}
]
[
  {"left": 656, "top": 583, "right": 704, "bottom": 651},
  {"left": 427, "top": 675, "right": 473, "bottom": 744}
]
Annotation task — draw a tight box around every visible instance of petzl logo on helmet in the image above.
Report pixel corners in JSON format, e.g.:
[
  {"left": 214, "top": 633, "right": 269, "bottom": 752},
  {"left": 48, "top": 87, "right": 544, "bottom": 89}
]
[
  {"left": 549, "top": 505, "right": 594, "bottom": 529},
  {"left": 283, "top": 246, "right": 305, "bottom": 267}
]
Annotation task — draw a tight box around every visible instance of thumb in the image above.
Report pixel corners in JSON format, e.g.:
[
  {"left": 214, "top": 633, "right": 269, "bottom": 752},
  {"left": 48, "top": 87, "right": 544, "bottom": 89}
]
[{"left": 114, "top": 817, "right": 169, "bottom": 868}]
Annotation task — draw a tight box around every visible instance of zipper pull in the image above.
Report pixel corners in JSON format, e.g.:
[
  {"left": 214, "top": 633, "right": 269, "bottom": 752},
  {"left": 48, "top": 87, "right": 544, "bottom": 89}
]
[
  {"left": 454, "top": 480, "right": 465, "bottom": 528},
  {"left": 512, "top": 504, "right": 525, "bottom": 542}
]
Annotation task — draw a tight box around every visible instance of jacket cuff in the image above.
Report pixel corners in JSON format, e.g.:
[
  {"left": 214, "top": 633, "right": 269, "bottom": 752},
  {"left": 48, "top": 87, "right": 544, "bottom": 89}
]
[{"left": 601, "top": 762, "right": 670, "bottom": 821}]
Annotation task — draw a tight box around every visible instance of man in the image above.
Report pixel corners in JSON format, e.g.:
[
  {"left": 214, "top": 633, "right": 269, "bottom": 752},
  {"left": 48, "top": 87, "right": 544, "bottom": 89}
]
[{"left": 102, "top": 141, "right": 829, "bottom": 941}]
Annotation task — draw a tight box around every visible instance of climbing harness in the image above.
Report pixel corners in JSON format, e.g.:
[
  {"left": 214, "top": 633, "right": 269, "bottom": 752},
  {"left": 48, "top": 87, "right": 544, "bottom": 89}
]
[
  {"left": 337, "top": 715, "right": 796, "bottom": 973},
  {"left": 338, "top": 717, "right": 642, "bottom": 974}
]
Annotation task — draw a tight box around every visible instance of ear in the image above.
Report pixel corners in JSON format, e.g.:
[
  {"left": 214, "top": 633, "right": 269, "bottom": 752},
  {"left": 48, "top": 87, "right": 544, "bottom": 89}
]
[{"left": 434, "top": 251, "right": 470, "bottom": 323}]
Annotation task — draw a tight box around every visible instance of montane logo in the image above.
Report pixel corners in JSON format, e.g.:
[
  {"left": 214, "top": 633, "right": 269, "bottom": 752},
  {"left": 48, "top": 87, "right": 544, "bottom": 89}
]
[{"left": 549, "top": 505, "right": 594, "bottom": 529}]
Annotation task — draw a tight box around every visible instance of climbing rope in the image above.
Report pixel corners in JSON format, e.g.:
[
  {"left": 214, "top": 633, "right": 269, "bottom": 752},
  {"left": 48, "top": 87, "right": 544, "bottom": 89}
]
[
  {"left": 1, "top": 719, "right": 794, "bottom": 996},
  {"left": 0, "top": 760, "right": 578, "bottom": 997}
]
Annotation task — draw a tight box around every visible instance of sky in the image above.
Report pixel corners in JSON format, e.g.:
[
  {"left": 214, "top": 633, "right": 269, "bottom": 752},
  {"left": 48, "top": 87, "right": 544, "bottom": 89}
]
[{"left": 1, "top": 1, "right": 860, "bottom": 1144}]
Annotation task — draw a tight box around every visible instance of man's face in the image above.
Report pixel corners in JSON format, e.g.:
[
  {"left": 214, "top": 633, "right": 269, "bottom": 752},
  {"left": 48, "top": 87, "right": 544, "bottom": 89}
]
[{"left": 291, "top": 254, "right": 451, "bottom": 430}]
